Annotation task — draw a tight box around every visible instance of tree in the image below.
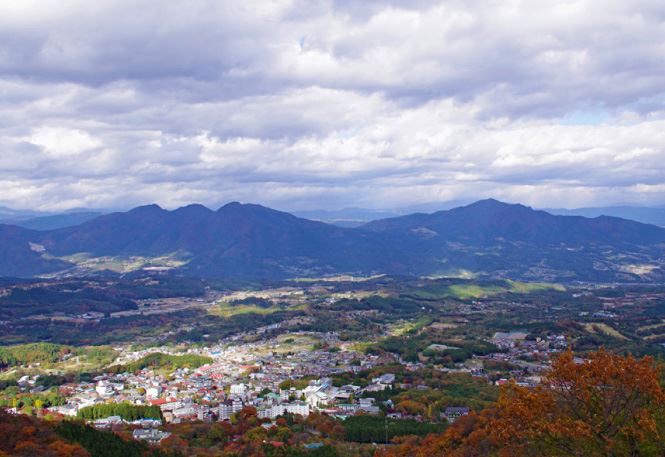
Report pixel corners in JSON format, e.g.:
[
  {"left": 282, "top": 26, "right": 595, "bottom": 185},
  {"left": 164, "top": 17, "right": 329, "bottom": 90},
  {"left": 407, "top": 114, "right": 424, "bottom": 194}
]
[
  {"left": 487, "top": 350, "right": 665, "bottom": 456},
  {"left": 395, "top": 400, "right": 424, "bottom": 416},
  {"left": 387, "top": 350, "right": 665, "bottom": 457},
  {"left": 243, "top": 426, "right": 267, "bottom": 444},
  {"left": 76, "top": 402, "right": 161, "bottom": 421},
  {"left": 48, "top": 441, "right": 89, "bottom": 457}
]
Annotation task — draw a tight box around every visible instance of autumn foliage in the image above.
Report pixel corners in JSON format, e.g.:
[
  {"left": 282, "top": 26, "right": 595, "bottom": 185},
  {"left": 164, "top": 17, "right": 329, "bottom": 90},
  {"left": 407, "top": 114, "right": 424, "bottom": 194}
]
[
  {"left": 0, "top": 410, "right": 88, "bottom": 457},
  {"left": 386, "top": 350, "right": 665, "bottom": 457}
]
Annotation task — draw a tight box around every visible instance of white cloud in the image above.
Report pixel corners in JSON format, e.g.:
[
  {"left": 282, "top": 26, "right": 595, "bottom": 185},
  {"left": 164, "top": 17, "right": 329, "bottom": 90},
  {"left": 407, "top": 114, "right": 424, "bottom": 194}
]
[
  {"left": 27, "top": 126, "right": 102, "bottom": 157},
  {"left": 0, "top": 0, "right": 664, "bottom": 211}
]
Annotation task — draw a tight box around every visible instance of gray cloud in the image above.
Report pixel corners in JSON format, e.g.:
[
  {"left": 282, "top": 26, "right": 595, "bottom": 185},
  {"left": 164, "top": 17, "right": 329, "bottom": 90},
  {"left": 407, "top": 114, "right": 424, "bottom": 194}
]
[{"left": 0, "top": 0, "right": 664, "bottom": 212}]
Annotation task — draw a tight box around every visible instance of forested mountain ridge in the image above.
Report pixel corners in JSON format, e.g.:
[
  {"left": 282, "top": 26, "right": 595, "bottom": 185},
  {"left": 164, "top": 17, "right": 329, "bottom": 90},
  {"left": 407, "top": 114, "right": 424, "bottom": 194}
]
[{"left": 0, "top": 199, "right": 663, "bottom": 282}]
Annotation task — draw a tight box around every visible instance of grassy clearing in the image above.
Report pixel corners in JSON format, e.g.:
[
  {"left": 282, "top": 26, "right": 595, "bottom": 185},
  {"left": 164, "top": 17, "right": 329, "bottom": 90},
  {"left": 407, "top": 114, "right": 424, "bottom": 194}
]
[
  {"left": 56, "top": 350, "right": 117, "bottom": 372},
  {"left": 387, "top": 317, "right": 434, "bottom": 337},
  {"left": 637, "top": 320, "right": 665, "bottom": 332},
  {"left": 411, "top": 281, "right": 564, "bottom": 300},
  {"left": 506, "top": 280, "right": 566, "bottom": 293},
  {"left": 429, "top": 322, "right": 459, "bottom": 330},
  {"left": 584, "top": 323, "right": 629, "bottom": 340},
  {"left": 449, "top": 284, "right": 505, "bottom": 299},
  {"left": 249, "top": 333, "right": 321, "bottom": 355},
  {"left": 388, "top": 321, "right": 420, "bottom": 337},
  {"left": 411, "top": 284, "right": 502, "bottom": 299},
  {"left": 346, "top": 341, "right": 372, "bottom": 352},
  {"left": 209, "top": 302, "right": 307, "bottom": 318}
]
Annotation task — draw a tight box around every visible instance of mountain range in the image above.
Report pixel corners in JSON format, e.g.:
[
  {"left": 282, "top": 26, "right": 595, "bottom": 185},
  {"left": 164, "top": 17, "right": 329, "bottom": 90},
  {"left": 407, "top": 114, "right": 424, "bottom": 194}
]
[
  {"left": 295, "top": 203, "right": 665, "bottom": 228},
  {"left": 545, "top": 206, "right": 665, "bottom": 228},
  {"left": 0, "top": 208, "right": 104, "bottom": 231},
  {"left": 3, "top": 203, "right": 664, "bottom": 230},
  {"left": 0, "top": 199, "right": 663, "bottom": 282}
]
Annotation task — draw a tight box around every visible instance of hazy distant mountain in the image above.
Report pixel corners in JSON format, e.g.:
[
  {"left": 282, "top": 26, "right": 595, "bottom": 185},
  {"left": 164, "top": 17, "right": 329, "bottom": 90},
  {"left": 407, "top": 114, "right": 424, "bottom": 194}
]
[
  {"left": 0, "top": 207, "right": 44, "bottom": 221},
  {"left": 8, "top": 212, "right": 103, "bottom": 231},
  {"left": 294, "top": 201, "right": 468, "bottom": 227},
  {"left": 546, "top": 206, "right": 665, "bottom": 227},
  {"left": 0, "top": 199, "right": 663, "bottom": 282},
  {"left": 0, "top": 206, "right": 108, "bottom": 231},
  {"left": 293, "top": 208, "right": 401, "bottom": 227}
]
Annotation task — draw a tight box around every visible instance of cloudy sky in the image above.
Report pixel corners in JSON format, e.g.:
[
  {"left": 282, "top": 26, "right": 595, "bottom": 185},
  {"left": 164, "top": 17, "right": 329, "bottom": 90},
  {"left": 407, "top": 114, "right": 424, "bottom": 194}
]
[{"left": 1, "top": 0, "right": 664, "bottom": 212}]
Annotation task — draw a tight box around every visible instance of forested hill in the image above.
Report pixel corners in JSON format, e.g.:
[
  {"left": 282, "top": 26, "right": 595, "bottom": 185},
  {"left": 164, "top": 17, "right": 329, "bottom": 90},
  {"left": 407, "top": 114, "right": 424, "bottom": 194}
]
[{"left": 0, "top": 199, "right": 663, "bottom": 282}]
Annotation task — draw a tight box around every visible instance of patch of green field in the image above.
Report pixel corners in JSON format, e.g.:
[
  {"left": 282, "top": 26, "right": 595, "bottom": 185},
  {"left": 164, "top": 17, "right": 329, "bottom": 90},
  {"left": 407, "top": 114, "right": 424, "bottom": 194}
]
[
  {"left": 274, "top": 334, "right": 320, "bottom": 352},
  {"left": 411, "top": 280, "right": 565, "bottom": 300},
  {"left": 428, "top": 322, "right": 459, "bottom": 330},
  {"left": 56, "top": 348, "right": 118, "bottom": 372},
  {"left": 584, "top": 323, "right": 629, "bottom": 340},
  {"left": 209, "top": 302, "right": 307, "bottom": 318},
  {"left": 411, "top": 284, "right": 501, "bottom": 299},
  {"left": 388, "top": 319, "right": 425, "bottom": 336},
  {"left": 448, "top": 284, "right": 505, "bottom": 298},
  {"left": 506, "top": 280, "right": 566, "bottom": 293},
  {"left": 211, "top": 303, "right": 280, "bottom": 317},
  {"left": 0, "top": 369, "right": 20, "bottom": 381},
  {"left": 245, "top": 333, "right": 322, "bottom": 356},
  {"left": 347, "top": 341, "right": 372, "bottom": 352},
  {"left": 637, "top": 320, "right": 665, "bottom": 332}
]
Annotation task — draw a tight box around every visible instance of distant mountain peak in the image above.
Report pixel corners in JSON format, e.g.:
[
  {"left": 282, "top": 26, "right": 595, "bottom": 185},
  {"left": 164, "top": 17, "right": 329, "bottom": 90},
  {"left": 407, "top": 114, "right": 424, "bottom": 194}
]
[
  {"left": 464, "top": 198, "right": 527, "bottom": 210},
  {"left": 217, "top": 201, "right": 295, "bottom": 220},
  {"left": 174, "top": 204, "right": 213, "bottom": 215},
  {"left": 179, "top": 203, "right": 210, "bottom": 210},
  {"left": 128, "top": 203, "right": 164, "bottom": 214},
  {"left": 219, "top": 201, "right": 243, "bottom": 210},
  {"left": 475, "top": 198, "right": 503, "bottom": 205}
]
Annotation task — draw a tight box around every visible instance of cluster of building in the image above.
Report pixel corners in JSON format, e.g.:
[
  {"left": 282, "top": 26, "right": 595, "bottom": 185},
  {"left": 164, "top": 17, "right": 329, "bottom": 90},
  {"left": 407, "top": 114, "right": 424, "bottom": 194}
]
[
  {"left": 490, "top": 331, "right": 568, "bottom": 352},
  {"left": 20, "top": 325, "right": 572, "bottom": 440},
  {"left": 37, "top": 332, "right": 401, "bottom": 439}
]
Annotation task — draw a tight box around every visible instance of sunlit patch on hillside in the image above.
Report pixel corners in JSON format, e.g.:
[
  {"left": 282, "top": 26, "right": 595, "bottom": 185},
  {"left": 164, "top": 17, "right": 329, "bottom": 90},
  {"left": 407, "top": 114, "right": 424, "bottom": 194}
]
[
  {"left": 620, "top": 263, "right": 658, "bottom": 276},
  {"left": 584, "top": 322, "right": 629, "bottom": 340},
  {"left": 43, "top": 252, "right": 190, "bottom": 274},
  {"left": 425, "top": 269, "right": 477, "bottom": 280},
  {"left": 209, "top": 301, "right": 307, "bottom": 318},
  {"left": 410, "top": 280, "right": 565, "bottom": 299},
  {"left": 292, "top": 274, "right": 386, "bottom": 283}
]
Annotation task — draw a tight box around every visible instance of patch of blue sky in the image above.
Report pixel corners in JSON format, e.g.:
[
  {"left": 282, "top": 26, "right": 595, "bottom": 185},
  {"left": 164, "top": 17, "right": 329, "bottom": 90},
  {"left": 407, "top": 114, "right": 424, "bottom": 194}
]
[{"left": 560, "top": 110, "right": 610, "bottom": 126}]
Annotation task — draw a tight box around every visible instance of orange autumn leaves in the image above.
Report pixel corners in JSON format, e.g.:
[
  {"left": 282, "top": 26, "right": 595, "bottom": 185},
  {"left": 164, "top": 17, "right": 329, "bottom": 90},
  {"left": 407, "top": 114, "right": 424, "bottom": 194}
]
[
  {"left": 486, "top": 350, "right": 665, "bottom": 456},
  {"left": 387, "top": 350, "right": 665, "bottom": 457},
  {"left": 0, "top": 411, "right": 88, "bottom": 457}
]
